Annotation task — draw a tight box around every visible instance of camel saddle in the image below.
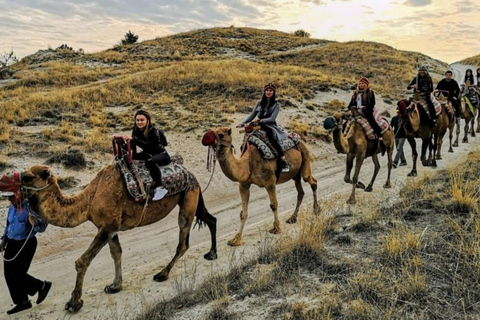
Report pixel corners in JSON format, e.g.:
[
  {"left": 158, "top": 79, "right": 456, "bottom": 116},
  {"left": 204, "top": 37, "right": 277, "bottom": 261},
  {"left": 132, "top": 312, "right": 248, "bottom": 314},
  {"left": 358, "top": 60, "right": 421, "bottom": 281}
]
[
  {"left": 241, "top": 130, "right": 301, "bottom": 160},
  {"left": 115, "top": 154, "right": 199, "bottom": 202},
  {"left": 343, "top": 107, "right": 389, "bottom": 140},
  {"left": 415, "top": 94, "right": 442, "bottom": 119}
]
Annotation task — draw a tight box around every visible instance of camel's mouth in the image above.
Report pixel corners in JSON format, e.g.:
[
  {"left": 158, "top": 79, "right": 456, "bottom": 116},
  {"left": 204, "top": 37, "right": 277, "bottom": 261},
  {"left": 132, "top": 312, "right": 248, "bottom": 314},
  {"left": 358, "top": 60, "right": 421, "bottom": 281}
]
[{"left": 201, "top": 130, "right": 217, "bottom": 147}]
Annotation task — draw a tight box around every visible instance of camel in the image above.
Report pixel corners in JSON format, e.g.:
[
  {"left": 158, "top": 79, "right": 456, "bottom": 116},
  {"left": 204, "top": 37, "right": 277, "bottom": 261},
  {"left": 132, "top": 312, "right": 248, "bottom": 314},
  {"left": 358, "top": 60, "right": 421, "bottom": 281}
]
[
  {"left": 201, "top": 127, "right": 318, "bottom": 246},
  {"left": 20, "top": 164, "right": 217, "bottom": 313},
  {"left": 396, "top": 97, "right": 455, "bottom": 176},
  {"left": 324, "top": 109, "right": 393, "bottom": 204},
  {"left": 454, "top": 85, "right": 480, "bottom": 145}
]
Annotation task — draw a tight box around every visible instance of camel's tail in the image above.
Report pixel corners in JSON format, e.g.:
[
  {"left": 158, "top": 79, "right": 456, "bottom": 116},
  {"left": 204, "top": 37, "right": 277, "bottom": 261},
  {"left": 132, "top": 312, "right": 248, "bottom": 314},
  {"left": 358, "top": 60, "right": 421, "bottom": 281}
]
[{"left": 193, "top": 191, "right": 216, "bottom": 230}]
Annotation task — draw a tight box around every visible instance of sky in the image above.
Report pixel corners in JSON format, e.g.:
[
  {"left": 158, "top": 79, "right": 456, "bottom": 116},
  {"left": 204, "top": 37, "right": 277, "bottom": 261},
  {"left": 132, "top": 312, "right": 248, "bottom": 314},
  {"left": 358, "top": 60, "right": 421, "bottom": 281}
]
[{"left": 1, "top": 0, "right": 479, "bottom": 64}]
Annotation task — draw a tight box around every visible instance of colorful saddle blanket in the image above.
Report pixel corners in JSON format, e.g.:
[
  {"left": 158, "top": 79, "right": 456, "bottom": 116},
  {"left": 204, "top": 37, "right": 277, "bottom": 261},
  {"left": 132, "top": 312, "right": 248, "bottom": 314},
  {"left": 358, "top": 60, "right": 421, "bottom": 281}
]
[
  {"left": 343, "top": 107, "right": 389, "bottom": 140},
  {"left": 417, "top": 94, "right": 442, "bottom": 118},
  {"left": 242, "top": 131, "right": 301, "bottom": 160},
  {"left": 115, "top": 154, "right": 199, "bottom": 202}
]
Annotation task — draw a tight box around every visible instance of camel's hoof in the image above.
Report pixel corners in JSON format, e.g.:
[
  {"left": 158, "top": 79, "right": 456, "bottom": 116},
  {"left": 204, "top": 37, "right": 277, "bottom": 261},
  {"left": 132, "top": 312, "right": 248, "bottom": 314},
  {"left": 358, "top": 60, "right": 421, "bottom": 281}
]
[
  {"left": 448, "top": 148, "right": 453, "bottom": 153},
  {"left": 477, "top": 129, "right": 480, "bottom": 133},
  {"left": 286, "top": 216, "right": 297, "bottom": 224},
  {"left": 346, "top": 198, "right": 356, "bottom": 205},
  {"left": 65, "top": 299, "right": 83, "bottom": 313},
  {"left": 407, "top": 171, "right": 417, "bottom": 177},
  {"left": 344, "top": 178, "right": 352, "bottom": 184},
  {"left": 153, "top": 272, "right": 169, "bottom": 282},
  {"left": 383, "top": 182, "right": 392, "bottom": 189},
  {"left": 104, "top": 284, "right": 122, "bottom": 294},
  {"left": 227, "top": 238, "right": 242, "bottom": 247},
  {"left": 356, "top": 182, "right": 366, "bottom": 189},
  {"left": 313, "top": 204, "right": 320, "bottom": 215},
  {"left": 365, "top": 185, "right": 373, "bottom": 192},
  {"left": 204, "top": 250, "right": 218, "bottom": 260},
  {"left": 269, "top": 227, "right": 281, "bottom": 234},
  {"left": 436, "top": 156, "right": 442, "bottom": 160},
  {"left": 453, "top": 142, "right": 459, "bottom": 147},
  {"left": 463, "top": 139, "right": 468, "bottom": 143}
]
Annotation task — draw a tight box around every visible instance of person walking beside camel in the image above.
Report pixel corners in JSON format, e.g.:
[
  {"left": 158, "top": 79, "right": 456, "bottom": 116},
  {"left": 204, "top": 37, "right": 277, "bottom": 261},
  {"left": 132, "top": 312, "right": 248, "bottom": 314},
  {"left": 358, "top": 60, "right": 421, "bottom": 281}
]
[
  {"left": 1, "top": 190, "right": 51, "bottom": 315},
  {"left": 391, "top": 107, "right": 407, "bottom": 168}
]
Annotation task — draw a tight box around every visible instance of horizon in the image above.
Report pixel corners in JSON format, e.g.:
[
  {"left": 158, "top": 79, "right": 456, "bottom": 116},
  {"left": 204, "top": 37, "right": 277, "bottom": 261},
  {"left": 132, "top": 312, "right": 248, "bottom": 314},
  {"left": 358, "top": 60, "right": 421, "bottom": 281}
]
[{"left": 1, "top": 0, "right": 480, "bottom": 64}]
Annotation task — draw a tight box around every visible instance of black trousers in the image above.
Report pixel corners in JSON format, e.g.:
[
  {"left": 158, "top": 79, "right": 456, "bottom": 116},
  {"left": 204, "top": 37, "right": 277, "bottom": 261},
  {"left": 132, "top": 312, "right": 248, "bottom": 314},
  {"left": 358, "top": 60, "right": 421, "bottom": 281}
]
[
  {"left": 425, "top": 95, "right": 437, "bottom": 120},
  {"left": 450, "top": 98, "right": 461, "bottom": 117},
  {"left": 4, "top": 236, "right": 43, "bottom": 305},
  {"left": 261, "top": 125, "right": 284, "bottom": 158},
  {"left": 133, "top": 151, "right": 171, "bottom": 187}
]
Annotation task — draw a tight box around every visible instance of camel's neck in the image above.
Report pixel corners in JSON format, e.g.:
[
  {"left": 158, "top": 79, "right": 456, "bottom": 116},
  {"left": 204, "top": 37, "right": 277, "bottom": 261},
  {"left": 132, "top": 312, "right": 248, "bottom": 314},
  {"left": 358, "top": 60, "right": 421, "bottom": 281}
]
[
  {"left": 332, "top": 128, "right": 349, "bottom": 154},
  {"left": 216, "top": 144, "right": 251, "bottom": 183},
  {"left": 30, "top": 181, "right": 94, "bottom": 228}
]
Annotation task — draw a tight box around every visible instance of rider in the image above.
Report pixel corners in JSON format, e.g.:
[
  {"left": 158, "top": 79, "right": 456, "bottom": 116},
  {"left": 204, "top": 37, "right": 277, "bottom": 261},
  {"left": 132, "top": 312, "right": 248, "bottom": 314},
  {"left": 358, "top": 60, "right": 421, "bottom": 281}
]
[
  {"left": 238, "top": 82, "right": 290, "bottom": 172},
  {"left": 436, "top": 70, "right": 461, "bottom": 117},
  {"left": 347, "top": 77, "right": 383, "bottom": 140},
  {"left": 128, "top": 109, "right": 170, "bottom": 201},
  {"left": 460, "top": 69, "right": 477, "bottom": 87},
  {"left": 407, "top": 66, "right": 436, "bottom": 125}
]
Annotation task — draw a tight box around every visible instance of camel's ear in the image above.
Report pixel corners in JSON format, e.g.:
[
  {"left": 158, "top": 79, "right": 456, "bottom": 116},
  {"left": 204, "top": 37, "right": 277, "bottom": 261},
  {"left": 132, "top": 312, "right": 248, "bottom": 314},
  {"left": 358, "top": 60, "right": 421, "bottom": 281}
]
[
  {"left": 40, "top": 169, "right": 51, "bottom": 180},
  {"left": 228, "top": 128, "right": 232, "bottom": 136}
]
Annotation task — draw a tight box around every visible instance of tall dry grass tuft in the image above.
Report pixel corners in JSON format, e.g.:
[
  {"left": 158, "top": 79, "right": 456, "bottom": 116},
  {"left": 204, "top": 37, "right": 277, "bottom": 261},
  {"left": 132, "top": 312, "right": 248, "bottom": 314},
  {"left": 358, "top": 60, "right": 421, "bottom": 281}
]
[{"left": 382, "top": 225, "right": 421, "bottom": 263}]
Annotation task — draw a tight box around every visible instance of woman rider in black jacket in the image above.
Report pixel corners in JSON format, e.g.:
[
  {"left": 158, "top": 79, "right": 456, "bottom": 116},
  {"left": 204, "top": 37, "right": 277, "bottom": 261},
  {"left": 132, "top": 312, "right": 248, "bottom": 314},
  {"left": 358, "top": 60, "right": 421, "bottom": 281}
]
[{"left": 129, "top": 109, "right": 171, "bottom": 200}]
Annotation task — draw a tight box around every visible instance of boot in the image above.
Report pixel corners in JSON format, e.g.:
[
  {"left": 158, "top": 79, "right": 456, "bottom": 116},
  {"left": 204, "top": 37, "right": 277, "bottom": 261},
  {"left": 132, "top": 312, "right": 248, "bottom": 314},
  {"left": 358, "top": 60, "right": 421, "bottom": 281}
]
[{"left": 152, "top": 186, "right": 168, "bottom": 201}]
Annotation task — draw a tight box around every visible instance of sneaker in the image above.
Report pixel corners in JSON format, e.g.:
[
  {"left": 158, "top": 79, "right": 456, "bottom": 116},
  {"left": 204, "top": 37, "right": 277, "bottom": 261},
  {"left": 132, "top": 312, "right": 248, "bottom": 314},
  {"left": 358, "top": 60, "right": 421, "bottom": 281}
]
[
  {"left": 152, "top": 187, "right": 168, "bottom": 201},
  {"left": 392, "top": 163, "right": 397, "bottom": 169},
  {"left": 399, "top": 162, "right": 407, "bottom": 166},
  {"left": 36, "top": 280, "right": 52, "bottom": 304},
  {"left": 281, "top": 160, "right": 290, "bottom": 173},
  {"left": 7, "top": 301, "right": 32, "bottom": 314}
]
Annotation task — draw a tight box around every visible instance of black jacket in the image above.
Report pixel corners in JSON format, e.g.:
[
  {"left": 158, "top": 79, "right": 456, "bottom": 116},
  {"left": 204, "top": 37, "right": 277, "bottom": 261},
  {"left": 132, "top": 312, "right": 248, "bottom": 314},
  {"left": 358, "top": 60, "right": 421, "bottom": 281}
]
[
  {"left": 408, "top": 75, "right": 433, "bottom": 94},
  {"left": 391, "top": 116, "right": 406, "bottom": 139},
  {"left": 436, "top": 79, "right": 460, "bottom": 100},
  {"left": 348, "top": 89, "right": 376, "bottom": 114},
  {"left": 131, "top": 125, "right": 168, "bottom": 157}
]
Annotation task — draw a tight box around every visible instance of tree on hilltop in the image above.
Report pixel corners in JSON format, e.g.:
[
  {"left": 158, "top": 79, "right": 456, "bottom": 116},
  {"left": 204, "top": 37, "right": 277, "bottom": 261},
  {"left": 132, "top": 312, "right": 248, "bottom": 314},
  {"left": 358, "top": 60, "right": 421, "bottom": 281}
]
[
  {"left": 293, "top": 29, "right": 311, "bottom": 38},
  {"left": 121, "top": 30, "right": 139, "bottom": 45},
  {"left": 0, "top": 50, "right": 18, "bottom": 79}
]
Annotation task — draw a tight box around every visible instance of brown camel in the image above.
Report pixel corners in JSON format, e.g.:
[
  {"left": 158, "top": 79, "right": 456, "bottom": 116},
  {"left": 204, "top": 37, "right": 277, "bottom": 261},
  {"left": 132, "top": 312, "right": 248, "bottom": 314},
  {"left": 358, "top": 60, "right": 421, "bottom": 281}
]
[
  {"left": 324, "top": 109, "right": 393, "bottom": 204},
  {"left": 454, "top": 86, "right": 480, "bottom": 144},
  {"left": 20, "top": 165, "right": 217, "bottom": 313},
  {"left": 201, "top": 127, "right": 319, "bottom": 246},
  {"left": 397, "top": 97, "right": 454, "bottom": 175}
]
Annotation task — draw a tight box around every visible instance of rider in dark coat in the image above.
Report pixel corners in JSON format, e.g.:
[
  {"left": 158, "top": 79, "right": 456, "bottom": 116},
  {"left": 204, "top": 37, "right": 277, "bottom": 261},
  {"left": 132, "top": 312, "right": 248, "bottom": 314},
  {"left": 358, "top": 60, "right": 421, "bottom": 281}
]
[{"left": 407, "top": 66, "right": 436, "bottom": 125}]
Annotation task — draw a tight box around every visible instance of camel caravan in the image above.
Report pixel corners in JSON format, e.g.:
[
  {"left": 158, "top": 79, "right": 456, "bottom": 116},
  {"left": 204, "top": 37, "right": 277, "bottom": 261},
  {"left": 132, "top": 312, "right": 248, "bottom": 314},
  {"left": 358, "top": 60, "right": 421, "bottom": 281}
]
[{"left": 1, "top": 69, "right": 479, "bottom": 313}]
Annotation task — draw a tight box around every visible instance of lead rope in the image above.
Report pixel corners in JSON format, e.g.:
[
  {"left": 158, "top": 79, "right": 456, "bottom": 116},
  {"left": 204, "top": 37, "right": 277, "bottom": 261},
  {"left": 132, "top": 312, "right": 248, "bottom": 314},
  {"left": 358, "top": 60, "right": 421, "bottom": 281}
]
[{"left": 202, "top": 145, "right": 216, "bottom": 193}]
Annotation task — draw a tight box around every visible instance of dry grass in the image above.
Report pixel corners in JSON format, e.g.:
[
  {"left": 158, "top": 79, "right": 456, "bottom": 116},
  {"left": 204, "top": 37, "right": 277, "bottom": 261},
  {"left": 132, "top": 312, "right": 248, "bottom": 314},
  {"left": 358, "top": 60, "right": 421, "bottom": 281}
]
[
  {"left": 460, "top": 55, "right": 480, "bottom": 66},
  {"left": 136, "top": 151, "right": 480, "bottom": 319}
]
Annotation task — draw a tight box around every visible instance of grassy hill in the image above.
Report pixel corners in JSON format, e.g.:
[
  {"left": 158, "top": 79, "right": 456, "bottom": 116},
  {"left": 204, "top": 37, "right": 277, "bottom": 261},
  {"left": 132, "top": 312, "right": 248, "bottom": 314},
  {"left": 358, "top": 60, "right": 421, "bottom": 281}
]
[
  {"left": 459, "top": 54, "right": 480, "bottom": 66},
  {"left": 0, "top": 27, "right": 449, "bottom": 161}
]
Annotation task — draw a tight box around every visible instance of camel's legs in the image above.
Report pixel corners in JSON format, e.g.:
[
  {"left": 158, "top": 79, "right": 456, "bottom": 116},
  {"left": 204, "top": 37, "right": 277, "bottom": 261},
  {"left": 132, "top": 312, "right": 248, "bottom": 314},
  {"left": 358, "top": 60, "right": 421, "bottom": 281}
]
[
  {"left": 407, "top": 137, "right": 418, "bottom": 177},
  {"left": 347, "top": 154, "right": 366, "bottom": 204},
  {"left": 453, "top": 117, "right": 460, "bottom": 147},
  {"left": 420, "top": 137, "right": 430, "bottom": 167},
  {"left": 365, "top": 153, "right": 380, "bottom": 192},
  {"left": 463, "top": 117, "right": 470, "bottom": 143},
  {"left": 104, "top": 233, "right": 123, "bottom": 294},
  {"left": 286, "top": 176, "right": 304, "bottom": 224},
  {"left": 384, "top": 142, "right": 393, "bottom": 188},
  {"left": 431, "top": 133, "right": 439, "bottom": 167},
  {"left": 470, "top": 117, "right": 476, "bottom": 137},
  {"left": 300, "top": 155, "right": 319, "bottom": 214},
  {"left": 476, "top": 107, "right": 480, "bottom": 132},
  {"left": 344, "top": 153, "right": 354, "bottom": 184},
  {"left": 228, "top": 183, "right": 251, "bottom": 246},
  {"left": 196, "top": 192, "right": 218, "bottom": 260},
  {"left": 154, "top": 190, "right": 197, "bottom": 282},
  {"left": 266, "top": 184, "right": 281, "bottom": 234},
  {"left": 66, "top": 230, "right": 113, "bottom": 312}
]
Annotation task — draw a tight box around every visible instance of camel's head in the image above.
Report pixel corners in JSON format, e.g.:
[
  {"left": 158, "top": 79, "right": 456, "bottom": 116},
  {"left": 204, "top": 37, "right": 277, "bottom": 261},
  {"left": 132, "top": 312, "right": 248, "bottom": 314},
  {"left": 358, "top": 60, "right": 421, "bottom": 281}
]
[
  {"left": 201, "top": 127, "right": 232, "bottom": 148},
  {"left": 21, "top": 165, "right": 56, "bottom": 191},
  {"left": 323, "top": 112, "right": 345, "bottom": 131}
]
